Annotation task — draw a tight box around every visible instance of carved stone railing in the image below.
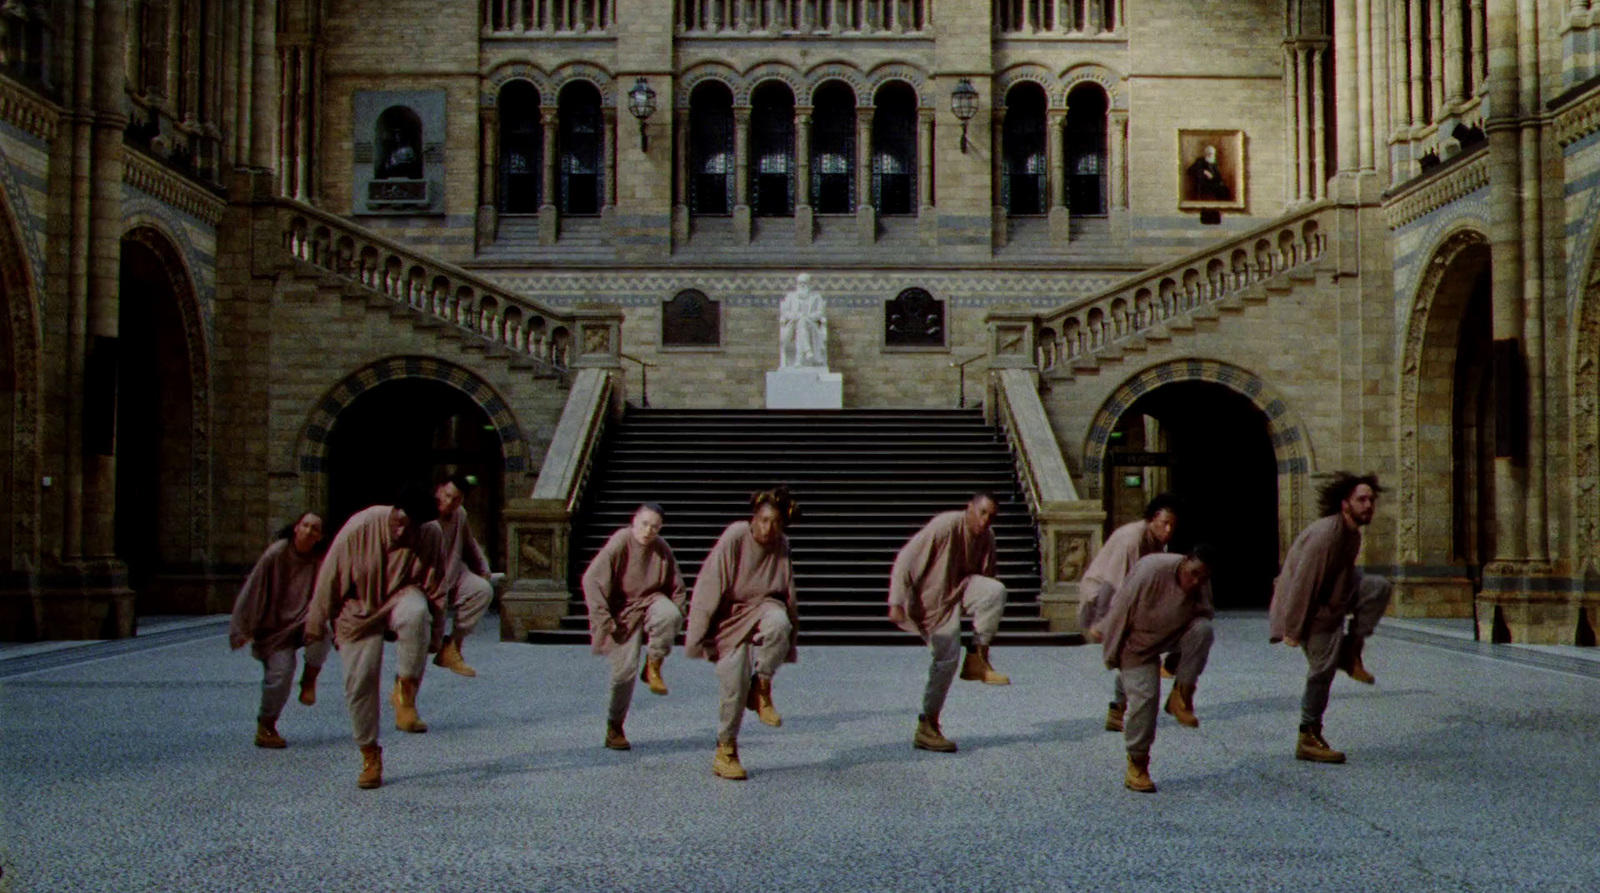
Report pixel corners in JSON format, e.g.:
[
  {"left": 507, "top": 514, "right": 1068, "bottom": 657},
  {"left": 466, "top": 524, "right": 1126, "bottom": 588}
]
[
  {"left": 277, "top": 198, "right": 622, "bottom": 372},
  {"left": 482, "top": 0, "right": 617, "bottom": 35},
  {"left": 990, "top": 366, "right": 1105, "bottom": 633},
  {"left": 677, "top": 0, "right": 928, "bottom": 35},
  {"left": 1033, "top": 201, "right": 1334, "bottom": 374},
  {"left": 997, "top": 0, "right": 1120, "bottom": 36},
  {"left": 501, "top": 367, "right": 622, "bottom": 640}
]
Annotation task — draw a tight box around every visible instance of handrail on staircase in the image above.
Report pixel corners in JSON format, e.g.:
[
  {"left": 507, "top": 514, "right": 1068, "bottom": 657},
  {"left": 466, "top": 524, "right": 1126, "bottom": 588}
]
[
  {"left": 619, "top": 353, "right": 656, "bottom": 408},
  {"left": 950, "top": 351, "right": 987, "bottom": 409},
  {"left": 1032, "top": 201, "right": 1335, "bottom": 373},
  {"left": 274, "top": 196, "right": 621, "bottom": 372}
]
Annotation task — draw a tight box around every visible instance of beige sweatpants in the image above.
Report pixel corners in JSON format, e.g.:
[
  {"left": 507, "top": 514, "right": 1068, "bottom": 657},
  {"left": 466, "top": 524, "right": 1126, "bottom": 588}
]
[{"left": 340, "top": 588, "right": 431, "bottom": 747}]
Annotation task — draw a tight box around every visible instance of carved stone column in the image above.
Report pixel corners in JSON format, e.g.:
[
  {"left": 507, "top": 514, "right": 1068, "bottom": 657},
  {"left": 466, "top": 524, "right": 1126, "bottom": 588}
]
[
  {"left": 249, "top": 0, "right": 277, "bottom": 172},
  {"left": 991, "top": 107, "right": 1007, "bottom": 249},
  {"left": 672, "top": 107, "right": 690, "bottom": 243},
  {"left": 601, "top": 105, "right": 617, "bottom": 235},
  {"left": 733, "top": 106, "right": 751, "bottom": 242},
  {"left": 478, "top": 104, "right": 499, "bottom": 249},
  {"left": 855, "top": 105, "right": 875, "bottom": 244},
  {"left": 1107, "top": 108, "right": 1128, "bottom": 235},
  {"left": 539, "top": 107, "right": 559, "bottom": 245},
  {"left": 795, "top": 108, "right": 813, "bottom": 244},
  {"left": 917, "top": 107, "right": 935, "bottom": 244},
  {"left": 1047, "top": 108, "right": 1068, "bottom": 245},
  {"left": 1312, "top": 45, "right": 1328, "bottom": 199}
]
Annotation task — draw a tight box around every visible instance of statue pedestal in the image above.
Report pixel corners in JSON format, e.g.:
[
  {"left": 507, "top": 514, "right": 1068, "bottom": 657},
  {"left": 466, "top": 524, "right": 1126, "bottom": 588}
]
[{"left": 766, "top": 367, "right": 843, "bottom": 409}]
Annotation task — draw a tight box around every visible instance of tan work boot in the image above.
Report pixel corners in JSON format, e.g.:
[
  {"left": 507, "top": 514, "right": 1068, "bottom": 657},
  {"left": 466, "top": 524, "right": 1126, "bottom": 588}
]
[
  {"left": 746, "top": 675, "right": 782, "bottom": 727},
  {"left": 1295, "top": 726, "right": 1347, "bottom": 763},
  {"left": 357, "top": 743, "right": 383, "bottom": 789},
  {"left": 641, "top": 657, "right": 669, "bottom": 696},
  {"left": 1164, "top": 683, "right": 1200, "bottom": 728},
  {"left": 1125, "top": 754, "right": 1156, "bottom": 793},
  {"left": 959, "top": 645, "right": 1011, "bottom": 685},
  {"left": 391, "top": 675, "right": 429, "bottom": 733},
  {"left": 1105, "top": 702, "right": 1126, "bottom": 733},
  {"left": 254, "top": 719, "right": 287, "bottom": 749},
  {"left": 605, "top": 720, "right": 631, "bottom": 751},
  {"left": 433, "top": 636, "right": 477, "bottom": 678},
  {"left": 298, "top": 666, "right": 320, "bottom": 706},
  {"left": 712, "top": 740, "right": 748, "bottom": 780},
  {"left": 913, "top": 713, "right": 958, "bottom": 753},
  {"left": 1340, "top": 638, "right": 1375, "bottom": 685}
]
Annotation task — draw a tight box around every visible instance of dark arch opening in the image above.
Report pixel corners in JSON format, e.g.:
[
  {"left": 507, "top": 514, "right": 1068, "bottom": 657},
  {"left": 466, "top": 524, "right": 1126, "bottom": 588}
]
[
  {"left": 872, "top": 81, "right": 918, "bottom": 216},
  {"left": 558, "top": 81, "right": 604, "bottom": 216},
  {"left": 116, "top": 237, "right": 196, "bottom": 611},
  {"left": 1450, "top": 249, "right": 1494, "bottom": 578},
  {"left": 0, "top": 257, "right": 13, "bottom": 576},
  {"left": 499, "top": 80, "right": 544, "bottom": 213},
  {"left": 689, "top": 81, "right": 735, "bottom": 216},
  {"left": 1004, "top": 82, "right": 1048, "bottom": 216},
  {"left": 811, "top": 81, "right": 857, "bottom": 215},
  {"left": 1065, "top": 83, "right": 1108, "bottom": 216},
  {"left": 324, "top": 379, "right": 505, "bottom": 568},
  {"left": 750, "top": 81, "right": 796, "bottom": 217},
  {"left": 1104, "top": 380, "right": 1279, "bottom": 609}
]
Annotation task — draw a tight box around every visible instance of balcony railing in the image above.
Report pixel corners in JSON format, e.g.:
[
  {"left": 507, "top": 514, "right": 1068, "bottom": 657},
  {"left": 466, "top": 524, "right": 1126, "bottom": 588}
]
[{"left": 678, "top": 0, "right": 929, "bottom": 35}]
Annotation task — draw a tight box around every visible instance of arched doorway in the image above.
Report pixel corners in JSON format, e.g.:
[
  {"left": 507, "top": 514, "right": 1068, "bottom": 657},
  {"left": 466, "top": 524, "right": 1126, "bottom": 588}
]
[
  {"left": 0, "top": 252, "right": 14, "bottom": 573},
  {"left": 324, "top": 378, "right": 504, "bottom": 567},
  {"left": 1101, "top": 381, "right": 1280, "bottom": 609},
  {"left": 115, "top": 232, "right": 200, "bottom": 611}
]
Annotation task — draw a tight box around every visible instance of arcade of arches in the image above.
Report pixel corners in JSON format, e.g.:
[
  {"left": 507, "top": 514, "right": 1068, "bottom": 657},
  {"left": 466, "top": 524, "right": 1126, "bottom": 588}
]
[{"left": 3, "top": 0, "right": 1600, "bottom": 647}]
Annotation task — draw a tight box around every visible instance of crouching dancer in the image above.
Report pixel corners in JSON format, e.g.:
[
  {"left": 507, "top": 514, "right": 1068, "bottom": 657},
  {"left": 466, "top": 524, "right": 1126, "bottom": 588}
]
[
  {"left": 305, "top": 485, "right": 444, "bottom": 789},
  {"left": 582, "top": 503, "right": 687, "bottom": 750},
  {"left": 427, "top": 473, "right": 496, "bottom": 678},
  {"left": 685, "top": 487, "right": 801, "bottom": 781},
  {"left": 1077, "top": 493, "right": 1180, "bottom": 733},
  {"left": 229, "top": 512, "right": 327, "bottom": 748},
  {"left": 890, "top": 493, "right": 1011, "bottom": 755},
  {"left": 1269, "top": 472, "right": 1392, "bottom": 764},
  {"left": 1094, "top": 545, "right": 1216, "bottom": 793}
]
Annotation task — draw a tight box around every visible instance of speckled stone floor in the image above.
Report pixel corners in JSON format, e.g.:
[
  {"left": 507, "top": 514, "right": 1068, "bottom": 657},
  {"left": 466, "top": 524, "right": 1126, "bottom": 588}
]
[{"left": 3, "top": 613, "right": 1599, "bottom": 893}]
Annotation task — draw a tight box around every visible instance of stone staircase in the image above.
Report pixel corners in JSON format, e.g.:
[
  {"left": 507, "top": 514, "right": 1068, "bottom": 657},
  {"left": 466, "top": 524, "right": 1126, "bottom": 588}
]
[
  {"left": 1030, "top": 201, "right": 1336, "bottom": 379},
  {"left": 477, "top": 215, "right": 617, "bottom": 264},
  {"left": 531, "top": 408, "right": 1073, "bottom": 646}
]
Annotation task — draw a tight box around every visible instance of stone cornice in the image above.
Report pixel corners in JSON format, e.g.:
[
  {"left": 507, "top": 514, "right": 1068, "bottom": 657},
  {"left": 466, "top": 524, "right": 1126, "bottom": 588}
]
[
  {"left": 122, "top": 150, "right": 226, "bottom": 227},
  {"left": 1382, "top": 150, "right": 1489, "bottom": 230},
  {"left": 0, "top": 75, "right": 60, "bottom": 143},
  {"left": 1555, "top": 84, "right": 1600, "bottom": 148}
]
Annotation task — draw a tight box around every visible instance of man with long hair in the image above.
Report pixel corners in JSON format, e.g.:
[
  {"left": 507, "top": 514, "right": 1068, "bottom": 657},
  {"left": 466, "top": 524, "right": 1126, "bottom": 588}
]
[{"left": 1269, "top": 472, "right": 1392, "bottom": 764}]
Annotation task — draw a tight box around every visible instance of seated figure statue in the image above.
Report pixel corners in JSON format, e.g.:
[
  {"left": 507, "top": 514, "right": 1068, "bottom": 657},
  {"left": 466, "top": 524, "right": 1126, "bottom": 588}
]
[{"left": 779, "top": 273, "right": 828, "bottom": 368}]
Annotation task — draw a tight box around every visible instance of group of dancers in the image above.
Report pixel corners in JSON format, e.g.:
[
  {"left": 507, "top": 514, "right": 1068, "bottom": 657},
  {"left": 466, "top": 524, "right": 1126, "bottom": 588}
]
[{"left": 229, "top": 471, "right": 1390, "bottom": 792}]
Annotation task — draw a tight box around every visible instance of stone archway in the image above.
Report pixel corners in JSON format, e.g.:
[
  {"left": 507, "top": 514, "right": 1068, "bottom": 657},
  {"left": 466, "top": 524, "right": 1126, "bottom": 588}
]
[
  {"left": 1083, "top": 358, "right": 1313, "bottom": 557},
  {"left": 0, "top": 184, "right": 42, "bottom": 638},
  {"left": 297, "top": 357, "right": 530, "bottom": 563},
  {"left": 1397, "top": 227, "right": 1491, "bottom": 571},
  {"left": 117, "top": 225, "right": 213, "bottom": 613},
  {"left": 1575, "top": 234, "right": 1600, "bottom": 578}
]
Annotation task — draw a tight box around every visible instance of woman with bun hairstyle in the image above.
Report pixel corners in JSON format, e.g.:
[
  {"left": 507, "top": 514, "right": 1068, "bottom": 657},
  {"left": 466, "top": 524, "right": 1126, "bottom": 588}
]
[{"left": 684, "top": 486, "right": 801, "bottom": 781}]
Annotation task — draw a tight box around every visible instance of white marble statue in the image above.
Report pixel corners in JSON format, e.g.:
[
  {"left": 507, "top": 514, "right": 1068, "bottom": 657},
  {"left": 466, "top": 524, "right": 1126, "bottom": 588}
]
[{"left": 779, "top": 273, "right": 829, "bottom": 368}]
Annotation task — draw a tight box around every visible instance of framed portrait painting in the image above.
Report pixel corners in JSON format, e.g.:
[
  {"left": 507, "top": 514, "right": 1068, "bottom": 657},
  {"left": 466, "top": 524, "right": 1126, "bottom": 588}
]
[{"left": 1177, "top": 130, "right": 1246, "bottom": 211}]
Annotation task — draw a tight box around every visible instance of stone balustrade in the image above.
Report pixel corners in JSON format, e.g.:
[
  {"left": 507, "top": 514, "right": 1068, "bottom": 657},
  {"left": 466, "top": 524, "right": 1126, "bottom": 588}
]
[
  {"left": 482, "top": 0, "right": 616, "bottom": 35},
  {"left": 1033, "top": 201, "right": 1333, "bottom": 373},
  {"left": 677, "top": 0, "right": 928, "bottom": 35},
  {"left": 280, "top": 201, "right": 622, "bottom": 373}
]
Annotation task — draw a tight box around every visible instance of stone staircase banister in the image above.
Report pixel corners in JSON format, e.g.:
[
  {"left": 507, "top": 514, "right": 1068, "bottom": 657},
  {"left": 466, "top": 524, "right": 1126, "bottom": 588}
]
[
  {"left": 501, "top": 367, "right": 623, "bottom": 640},
  {"left": 1035, "top": 201, "right": 1335, "bottom": 372},
  {"left": 276, "top": 197, "right": 622, "bottom": 371},
  {"left": 991, "top": 367, "right": 1106, "bottom": 633}
]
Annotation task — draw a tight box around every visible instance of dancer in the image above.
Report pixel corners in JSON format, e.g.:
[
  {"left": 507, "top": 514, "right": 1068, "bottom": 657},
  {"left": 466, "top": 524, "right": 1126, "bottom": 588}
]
[
  {"left": 685, "top": 487, "right": 800, "bottom": 780},
  {"left": 1079, "top": 493, "right": 1181, "bottom": 733},
  {"left": 582, "top": 502, "right": 687, "bottom": 751},
  {"left": 428, "top": 473, "right": 495, "bottom": 678},
  {"left": 1269, "top": 472, "right": 1393, "bottom": 764},
  {"left": 305, "top": 485, "right": 444, "bottom": 789},
  {"left": 229, "top": 512, "right": 327, "bottom": 749},
  {"left": 1095, "top": 546, "right": 1217, "bottom": 793},
  {"left": 889, "top": 493, "right": 1010, "bottom": 754}
]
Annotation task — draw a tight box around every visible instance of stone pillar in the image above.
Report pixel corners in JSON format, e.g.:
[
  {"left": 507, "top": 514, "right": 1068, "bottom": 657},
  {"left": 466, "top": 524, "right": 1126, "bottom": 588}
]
[
  {"left": 991, "top": 107, "right": 1007, "bottom": 249},
  {"left": 250, "top": 0, "right": 277, "bottom": 172},
  {"left": 1312, "top": 45, "right": 1328, "bottom": 199},
  {"left": 1444, "top": 0, "right": 1465, "bottom": 103},
  {"left": 1356, "top": 0, "right": 1374, "bottom": 171},
  {"left": 1429, "top": 0, "right": 1446, "bottom": 117},
  {"left": 795, "top": 108, "right": 813, "bottom": 244},
  {"left": 855, "top": 106, "right": 875, "bottom": 244},
  {"left": 917, "top": 107, "right": 935, "bottom": 244},
  {"left": 236, "top": 0, "right": 254, "bottom": 167},
  {"left": 1371, "top": 0, "right": 1390, "bottom": 183},
  {"left": 1334, "top": 0, "right": 1360, "bottom": 178},
  {"left": 672, "top": 107, "right": 689, "bottom": 243},
  {"left": 601, "top": 105, "right": 617, "bottom": 233},
  {"left": 733, "top": 106, "right": 751, "bottom": 242},
  {"left": 1107, "top": 109, "right": 1127, "bottom": 218},
  {"left": 277, "top": 46, "right": 294, "bottom": 195},
  {"left": 1470, "top": 0, "right": 1486, "bottom": 91},
  {"left": 1047, "top": 108, "right": 1068, "bottom": 245},
  {"left": 539, "top": 107, "right": 559, "bottom": 245},
  {"left": 478, "top": 105, "right": 499, "bottom": 248},
  {"left": 294, "top": 46, "right": 314, "bottom": 201},
  {"left": 1408, "top": 0, "right": 1426, "bottom": 127},
  {"left": 1286, "top": 44, "right": 1303, "bottom": 203}
]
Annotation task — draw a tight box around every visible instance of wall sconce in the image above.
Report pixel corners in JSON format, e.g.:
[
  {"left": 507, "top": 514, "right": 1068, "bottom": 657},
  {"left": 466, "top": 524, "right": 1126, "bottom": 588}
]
[
  {"left": 950, "top": 78, "right": 979, "bottom": 154},
  {"left": 627, "top": 77, "right": 657, "bottom": 152}
]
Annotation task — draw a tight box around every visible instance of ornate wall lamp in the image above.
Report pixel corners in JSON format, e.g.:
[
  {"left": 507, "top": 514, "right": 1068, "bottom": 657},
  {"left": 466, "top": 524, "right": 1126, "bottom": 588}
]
[
  {"left": 628, "top": 77, "right": 657, "bottom": 151},
  {"left": 950, "top": 78, "right": 979, "bottom": 154}
]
